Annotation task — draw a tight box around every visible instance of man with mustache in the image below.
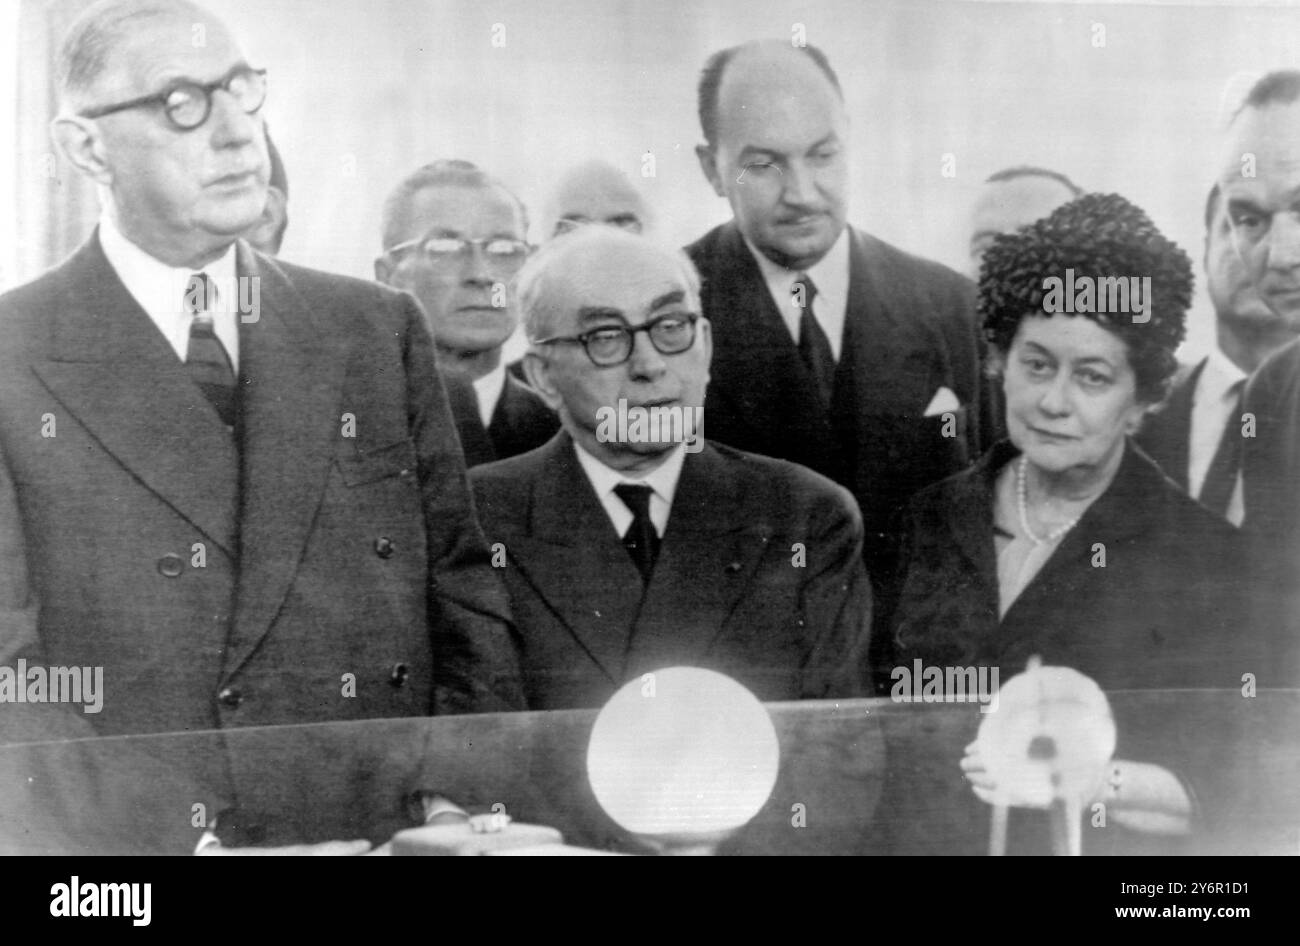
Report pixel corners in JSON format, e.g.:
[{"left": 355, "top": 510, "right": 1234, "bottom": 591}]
[
  {"left": 686, "top": 40, "right": 987, "bottom": 689},
  {"left": 469, "top": 226, "right": 873, "bottom": 710},
  {"left": 0, "top": 0, "right": 523, "bottom": 853}
]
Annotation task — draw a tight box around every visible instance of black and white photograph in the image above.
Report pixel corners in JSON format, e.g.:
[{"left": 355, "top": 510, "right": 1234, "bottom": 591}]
[{"left": 0, "top": 0, "right": 1296, "bottom": 895}]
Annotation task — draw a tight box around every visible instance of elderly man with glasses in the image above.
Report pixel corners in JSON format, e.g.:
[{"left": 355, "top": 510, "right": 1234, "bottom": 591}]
[
  {"left": 467, "top": 226, "right": 874, "bottom": 710},
  {"left": 376, "top": 161, "right": 558, "bottom": 466},
  {"left": 0, "top": 0, "right": 524, "bottom": 854}
]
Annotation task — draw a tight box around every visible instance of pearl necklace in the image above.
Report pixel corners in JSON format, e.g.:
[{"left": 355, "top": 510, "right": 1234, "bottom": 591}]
[{"left": 1016, "top": 457, "right": 1081, "bottom": 546}]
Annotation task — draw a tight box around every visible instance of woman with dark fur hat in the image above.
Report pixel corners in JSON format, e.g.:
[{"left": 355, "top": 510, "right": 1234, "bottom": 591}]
[{"left": 890, "top": 193, "right": 1262, "bottom": 845}]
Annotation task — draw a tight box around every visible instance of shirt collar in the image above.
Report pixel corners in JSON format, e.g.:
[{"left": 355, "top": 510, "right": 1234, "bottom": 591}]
[
  {"left": 1201, "top": 346, "right": 1248, "bottom": 402},
  {"left": 572, "top": 439, "right": 687, "bottom": 508},
  {"left": 97, "top": 213, "right": 240, "bottom": 369},
  {"left": 741, "top": 227, "right": 850, "bottom": 358},
  {"left": 471, "top": 363, "right": 509, "bottom": 428},
  {"left": 743, "top": 226, "right": 850, "bottom": 302}
]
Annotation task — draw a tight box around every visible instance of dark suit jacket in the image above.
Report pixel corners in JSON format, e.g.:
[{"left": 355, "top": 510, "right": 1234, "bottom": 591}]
[
  {"left": 1243, "top": 337, "right": 1300, "bottom": 564},
  {"left": 0, "top": 233, "right": 525, "bottom": 851},
  {"left": 892, "top": 439, "right": 1262, "bottom": 689},
  {"left": 1134, "top": 358, "right": 1203, "bottom": 491},
  {"left": 1241, "top": 338, "right": 1300, "bottom": 680},
  {"left": 469, "top": 433, "right": 873, "bottom": 710},
  {"left": 445, "top": 370, "right": 560, "bottom": 468},
  {"left": 687, "top": 222, "right": 988, "bottom": 684}
]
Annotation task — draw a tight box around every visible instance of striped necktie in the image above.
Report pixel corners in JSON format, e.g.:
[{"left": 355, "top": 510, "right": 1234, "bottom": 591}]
[{"left": 184, "top": 273, "right": 237, "bottom": 430}]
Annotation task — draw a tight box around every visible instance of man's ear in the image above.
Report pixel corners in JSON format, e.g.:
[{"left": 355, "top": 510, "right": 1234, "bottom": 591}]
[
  {"left": 51, "top": 116, "right": 113, "bottom": 186},
  {"left": 695, "top": 143, "right": 726, "bottom": 198},
  {"left": 521, "top": 350, "right": 563, "bottom": 412},
  {"left": 374, "top": 255, "right": 393, "bottom": 284}
]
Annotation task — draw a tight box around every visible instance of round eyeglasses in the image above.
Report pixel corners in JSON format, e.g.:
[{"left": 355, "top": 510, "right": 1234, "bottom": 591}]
[
  {"left": 533, "top": 313, "right": 699, "bottom": 367},
  {"left": 79, "top": 65, "right": 268, "bottom": 132}
]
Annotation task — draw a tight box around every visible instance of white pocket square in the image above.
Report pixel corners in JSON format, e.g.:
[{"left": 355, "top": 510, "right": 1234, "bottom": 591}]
[{"left": 923, "top": 386, "right": 962, "bottom": 417}]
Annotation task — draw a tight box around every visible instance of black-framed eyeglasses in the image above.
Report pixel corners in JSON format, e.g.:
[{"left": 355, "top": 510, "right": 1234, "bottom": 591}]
[
  {"left": 79, "top": 65, "right": 268, "bottom": 132},
  {"left": 385, "top": 235, "right": 531, "bottom": 267},
  {"left": 533, "top": 313, "right": 699, "bottom": 367}
]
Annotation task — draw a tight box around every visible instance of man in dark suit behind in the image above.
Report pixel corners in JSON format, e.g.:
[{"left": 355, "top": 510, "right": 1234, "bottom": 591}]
[
  {"left": 470, "top": 226, "right": 873, "bottom": 710},
  {"left": 376, "top": 160, "right": 559, "bottom": 467},
  {"left": 1138, "top": 184, "right": 1299, "bottom": 524},
  {"left": 0, "top": 0, "right": 523, "bottom": 853},
  {"left": 1233, "top": 72, "right": 1300, "bottom": 686},
  {"left": 686, "top": 40, "right": 986, "bottom": 684}
]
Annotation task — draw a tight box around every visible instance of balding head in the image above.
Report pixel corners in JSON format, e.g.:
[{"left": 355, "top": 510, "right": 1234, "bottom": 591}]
[
  {"left": 968, "top": 168, "right": 1083, "bottom": 277},
  {"left": 695, "top": 40, "right": 849, "bottom": 271},
  {"left": 58, "top": 0, "right": 222, "bottom": 112},
  {"left": 518, "top": 226, "right": 700, "bottom": 343},
  {"left": 51, "top": 0, "right": 269, "bottom": 269},
  {"left": 541, "top": 160, "right": 653, "bottom": 240},
  {"left": 698, "top": 40, "right": 843, "bottom": 149}
]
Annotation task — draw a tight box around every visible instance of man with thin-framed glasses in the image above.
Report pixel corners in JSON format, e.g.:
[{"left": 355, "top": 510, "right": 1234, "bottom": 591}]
[
  {"left": 376, "top": 161, "right": 558, "bottom": 466},
  {"left": 468, "top": 226, "right": 873, "bottom": 711},
  {"left": 0, "top": 0, "right": 523, "bottom": 854}
]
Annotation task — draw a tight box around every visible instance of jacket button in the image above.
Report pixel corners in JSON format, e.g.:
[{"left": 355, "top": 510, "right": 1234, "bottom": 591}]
[
  {"left": 374, "top": 536, "right": 395, "bottom": 559},
  {"left": 390, "top": 663, "right": 410, "bottom": 687},
  {"left": 157, "top": 554, "right": 185, "bottom": 577},
  {"left": 218, "top": 686, "right": 242, "bottom": 708}
]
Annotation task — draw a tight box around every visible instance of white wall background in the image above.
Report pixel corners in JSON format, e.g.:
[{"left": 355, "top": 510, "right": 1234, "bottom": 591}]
[{"left": 10, "top": 0, "right": 1300, "bottom": 358}]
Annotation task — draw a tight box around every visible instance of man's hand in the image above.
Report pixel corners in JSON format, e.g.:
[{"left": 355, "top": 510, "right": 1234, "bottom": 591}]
[{"left": 197, "top": 839, "right": 373, "bottom": 856}]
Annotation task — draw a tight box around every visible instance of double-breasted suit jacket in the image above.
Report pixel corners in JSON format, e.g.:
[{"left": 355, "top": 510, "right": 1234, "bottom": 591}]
[{"left": 0, "top": 233, "right": 524, "bottom": 850}]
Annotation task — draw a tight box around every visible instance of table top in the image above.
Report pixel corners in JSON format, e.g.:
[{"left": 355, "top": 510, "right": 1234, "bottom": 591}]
[{"left": 1, "top": 690, "right": 1296, "bottom": 854}]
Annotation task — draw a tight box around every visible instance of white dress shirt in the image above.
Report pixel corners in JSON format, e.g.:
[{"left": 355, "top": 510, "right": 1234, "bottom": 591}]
[
  {"left": 471, "top": 363, "right": 508, "bottom": 428},
  {"left": 97, "top": 214, "right": 241, "bottom": 372},
  {"left": 572, "top": 440, "right": 687, "bottom": 539},
  {"left": 1188, "top": 348, "right": 1247, "bottom": 526},
  {"left": 743, "top": 227, "right": 850, "bottom": 360}
]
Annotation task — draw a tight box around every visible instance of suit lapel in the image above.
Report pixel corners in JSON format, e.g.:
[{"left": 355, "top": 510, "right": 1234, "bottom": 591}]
[
  {"left": 502, "top": 436, "right": 645, "bottom": 683},
  {"left": 842, "top": 228, "right": 943, "bottom": 410},
  {"left": 222, "top": 245, "right": 351, "bottom": 677},
  {"left": 31, "top": 234, "right": 240, "bottom": 556},
  {"left": 444, "top": 371, "right": 496, "bottom": 467},
  {"left": 1136, "top": 359, "right": 1202, "bottom": 491},
  {"left": 625, "top": 445, "right": 768, "bottom": 673},
  {"left": 705, "top": 223, "right": 834, "bottom": 443},
  {"left": 942, "top": 444, "right": 1006, "bottom": 604}
]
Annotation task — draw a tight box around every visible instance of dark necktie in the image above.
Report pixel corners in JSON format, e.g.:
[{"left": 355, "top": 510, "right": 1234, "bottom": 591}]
[
  {"left": 793, "top": 272, "right": 836, "bottom": 409},
  {"left": 613, "top": 483, "right": 660, "bottom": 584},
  {"left": 1198, "top": 380, "right": 1245, "bottom": 518},
  {"left": 184, "top": 273, "right": 237, "bottom": 429}
]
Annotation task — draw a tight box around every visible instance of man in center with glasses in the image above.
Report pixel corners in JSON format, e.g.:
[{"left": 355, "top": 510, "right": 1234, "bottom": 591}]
[
  {"left": 0, "top": 0, "right": 523, "bottom": 853},
  {"left": 376, "top": 160, "right": 558, "bottom": 467},
  {"left": 468, "top": 226, "right": 874, "bottom": 710}
]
